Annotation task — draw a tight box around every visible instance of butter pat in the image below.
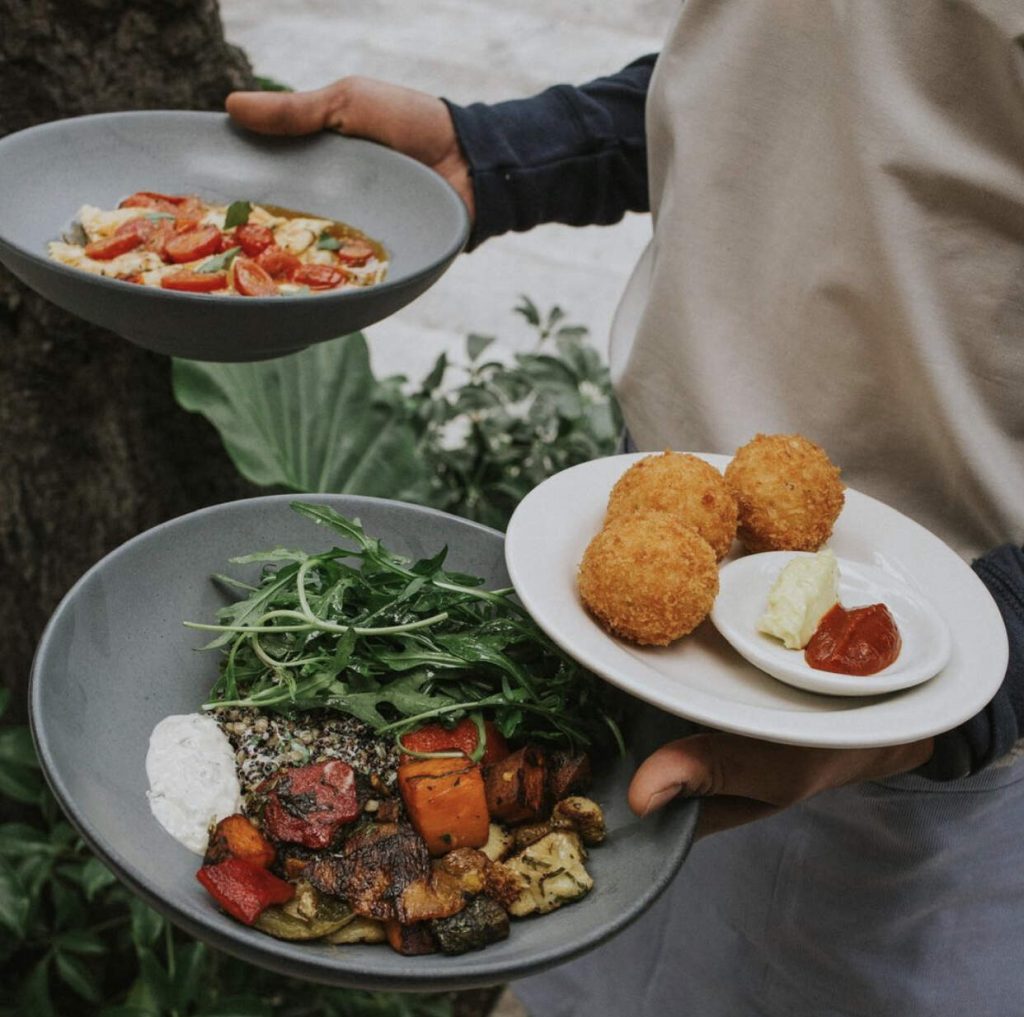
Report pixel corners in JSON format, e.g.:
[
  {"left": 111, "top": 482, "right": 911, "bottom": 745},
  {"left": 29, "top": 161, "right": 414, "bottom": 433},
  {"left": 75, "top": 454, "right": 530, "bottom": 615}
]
[{"left": 758, "top": 550, "right": 839, "bottom": 649}]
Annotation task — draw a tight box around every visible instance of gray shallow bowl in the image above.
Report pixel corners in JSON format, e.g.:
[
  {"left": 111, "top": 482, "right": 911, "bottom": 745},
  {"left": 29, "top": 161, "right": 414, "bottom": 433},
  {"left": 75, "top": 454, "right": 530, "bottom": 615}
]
[
  {"left": 30, "top": 495, "right": 696, "bottom": 991},
  {"left": 0, "top": 111, "right": 469, "bottom": 361}
]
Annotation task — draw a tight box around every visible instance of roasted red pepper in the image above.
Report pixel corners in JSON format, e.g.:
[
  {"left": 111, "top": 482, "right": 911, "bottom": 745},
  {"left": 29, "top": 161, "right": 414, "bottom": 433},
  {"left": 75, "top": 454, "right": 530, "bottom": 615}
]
[
  {"left": 400, "top": 717, "right": 509, "bottom": 766},
  {"left": 260, "top": 759, "right": 359, "bottom": 849},
  {"left": 196, "top": 857, "right": 294, "bottom": 925}
]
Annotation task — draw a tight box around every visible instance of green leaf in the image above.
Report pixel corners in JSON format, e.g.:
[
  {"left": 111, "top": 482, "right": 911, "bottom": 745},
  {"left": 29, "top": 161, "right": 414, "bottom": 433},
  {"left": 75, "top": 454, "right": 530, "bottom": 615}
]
[
  {"left": 0, "top": 855, "right": 30, "bottom": 938},
  {"left": 80, "top": 855, "right": 117, "bottom": 901},
  {"left": 198, "top": 245, "right": 241, "bottom": 273},
  {"left": 134, "top": 946, "right": 172, "bottom": 1011},
  {"left": 18, "top": 955, "right": 55, "bottom": 1017},
  {"left": 224, "top": 200, "right": 251, "bottom": 229},
  {"left": 171, "top": 939, "right": 208, "bottom": 1011},
  {"left": 0, "top": 762, "right": 45, "bottom": 804},
  {"left": 55, "top": 949, "right": 103, "bottom": 1003},
  {"left": 467, "top": 333, "right": 495, "bottom": 362},
  {"left": 316, "top": 229, "right": 341, "bottom": 250},
  {"left": 195, "top": 998, "right": 273, "bottom": 1017},
  {"left": 172, "top": 336, "right": 428, "bottom": 498},
  {"left": 130, "top": 898, "right": 164, "bottom": 949},
  {"left": 0, "top": 822, "right": 57, "bottom": 859},
  {"left": 52, "top": 928, "right": 108, "bottom": 956}
]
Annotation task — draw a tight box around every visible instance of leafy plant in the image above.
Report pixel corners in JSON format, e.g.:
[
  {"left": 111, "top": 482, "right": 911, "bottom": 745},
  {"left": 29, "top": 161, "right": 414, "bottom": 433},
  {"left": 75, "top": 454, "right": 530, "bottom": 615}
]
[{"left": 172, "top": 298, "right": 623, "bottom": 530}]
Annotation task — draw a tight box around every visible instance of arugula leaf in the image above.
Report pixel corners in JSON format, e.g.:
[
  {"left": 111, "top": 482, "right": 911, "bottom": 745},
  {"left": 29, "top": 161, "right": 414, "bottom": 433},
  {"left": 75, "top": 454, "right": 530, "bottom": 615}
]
[
  {"left": 224, "top": 200, "right": 252, "bottom": 229},
  {"left": 193, "top": 503, "right": 621, "bottom": 751}
]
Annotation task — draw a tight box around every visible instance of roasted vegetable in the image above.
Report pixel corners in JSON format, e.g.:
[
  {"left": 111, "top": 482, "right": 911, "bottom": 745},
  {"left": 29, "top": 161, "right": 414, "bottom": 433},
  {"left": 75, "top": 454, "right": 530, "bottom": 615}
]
[
  {"left": 398, "top": 757, "right": 489, "bottom": 856},
  {"left": 504, "top": 831, "right": 593, "bottom": 917},
  {"left": 480, "top": 823, "right": 514, "bottom": 862},
  {"left": 260, "top": 759, "right": 360, "bottom": 849},
  {"left": 325, "top": 916, "right": 388, "bottom": 945},
  {"left": 552, "top": 796, "right": 606, "bottom": 845},
  {"left": 307, "top": 822, "right": 430, "bottom": 922},
  {"left": 196, "top": 857, "right": 294, "bottom": 925},
  {"left": 396, "top": 869, "right": 464, "bottom": 924},
  {"left": 430, "top": 895, "right": 510, "bottom": 955},
  {"left": 436, "top": 848, "right": 523, "bottom": 911},
  {"left": 253, "top": 882, "right": 353, "bottom": 940},
  {"left": 400, "top": 716, "right": 510, "bottom": 766},
  {"left": 204, "top": 813, "right": 276, "bottom": 869},
  {"left": 484, "top": 745, "right": 548, "bottom": 824},
  {"left": 547, "top": 751, "right": 593, "bottom": 800},
  {"left": 385, "top": 919, "right": 436, "bottom": 956}
]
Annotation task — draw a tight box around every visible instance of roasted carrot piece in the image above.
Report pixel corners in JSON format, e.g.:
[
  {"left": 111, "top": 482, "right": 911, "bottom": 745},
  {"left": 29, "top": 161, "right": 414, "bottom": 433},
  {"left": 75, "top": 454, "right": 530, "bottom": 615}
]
[
  {"left": 204, "top": 813, "right": 276, "bottom": 869},
  {"left": 398, "top": 757, "right": 490, "bottom": 856}
]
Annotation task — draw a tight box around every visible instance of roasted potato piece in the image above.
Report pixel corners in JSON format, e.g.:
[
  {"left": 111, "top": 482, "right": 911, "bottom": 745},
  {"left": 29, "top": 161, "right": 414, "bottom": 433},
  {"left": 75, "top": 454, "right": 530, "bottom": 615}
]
[
  {"left": 504, "top": 831, "right": 593, "bottom": 917},
  {"left": 484, "top": 746, "right": 548, "bottom": 824},
  {"left": 480, "top": 823, "right": 514, "bottom": 862},
  {"left": 385, "top": 919, "right": 436, "bottom": 955},
  {"left": 551, "top": 796, "right": 606, "bottom": 845}
]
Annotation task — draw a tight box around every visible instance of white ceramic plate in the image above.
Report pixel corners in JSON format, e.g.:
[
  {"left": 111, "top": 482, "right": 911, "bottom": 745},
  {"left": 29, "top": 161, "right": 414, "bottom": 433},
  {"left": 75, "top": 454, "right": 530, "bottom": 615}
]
[
  {"left": 710, "top": 552, "right": 953, "bottom": 697},
  {"left": 504, "top": 453, "right": 1008, "bottom": 749}
]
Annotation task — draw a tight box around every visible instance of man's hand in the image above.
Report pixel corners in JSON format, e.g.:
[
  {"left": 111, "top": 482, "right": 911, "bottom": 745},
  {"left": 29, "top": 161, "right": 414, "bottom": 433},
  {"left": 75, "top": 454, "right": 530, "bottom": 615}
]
[
  {"left": 226, "top": 78, "right": 474, "bottom": 219},
  {"left": 628, "top": 732, "right": 935, "bottom": 838}
]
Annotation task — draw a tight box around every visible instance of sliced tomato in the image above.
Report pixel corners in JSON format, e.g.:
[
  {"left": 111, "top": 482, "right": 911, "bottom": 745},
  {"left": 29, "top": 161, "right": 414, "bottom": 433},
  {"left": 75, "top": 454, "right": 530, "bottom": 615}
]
[
  {"left": 83, "top": 218, "right": 152, "bottom": 261},
  {"left": 292, "top": 263, "right": 348, "bottom": 290},
  {"left": 161, "top": 269, "right": 228, "bottom": 293},
  {"left": 256, "top": 245, "right": 301, "bottom": 280},
  {"left": 142, "top": 220, "right": 177, "bottom": 260},
  {"left": 234, "top": 224, "right": 275, "bottom": 257},
  {"left": 334, "top": 239, "right": 376, "bottom": 266},
  {"left": 164, "top": 225, "right": 222, "bottom": 264},
  {"left": 119, "top": 191, "right": 193, "bottom": 216},
  {"left": 233, "top": 257, "right": 278, "bottom": 296}
]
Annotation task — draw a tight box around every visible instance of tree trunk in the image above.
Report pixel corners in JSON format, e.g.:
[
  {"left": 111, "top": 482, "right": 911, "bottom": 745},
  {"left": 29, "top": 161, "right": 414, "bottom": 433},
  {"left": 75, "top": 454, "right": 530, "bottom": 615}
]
[{"left": 0, "top": 0, "right": 261, "bottom": 723}]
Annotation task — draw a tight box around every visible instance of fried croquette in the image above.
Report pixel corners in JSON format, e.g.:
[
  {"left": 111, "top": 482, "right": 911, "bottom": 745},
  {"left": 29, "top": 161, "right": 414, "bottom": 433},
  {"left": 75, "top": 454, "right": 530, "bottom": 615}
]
[
  {"left": 605, "top": 450, "right": 738, "bottom": 560},
  {"left": 578, "top": 511, "right": 719, "bottom": 646},
  {"left": 724, "top": 433, "right": 845, "bottom": 553}
]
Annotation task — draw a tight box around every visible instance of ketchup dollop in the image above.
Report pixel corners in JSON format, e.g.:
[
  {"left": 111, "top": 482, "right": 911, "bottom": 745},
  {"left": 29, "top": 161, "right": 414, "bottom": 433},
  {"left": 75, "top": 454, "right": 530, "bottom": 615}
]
[{"left": 804, "top": 603, "right": 901, "bottom": 676}]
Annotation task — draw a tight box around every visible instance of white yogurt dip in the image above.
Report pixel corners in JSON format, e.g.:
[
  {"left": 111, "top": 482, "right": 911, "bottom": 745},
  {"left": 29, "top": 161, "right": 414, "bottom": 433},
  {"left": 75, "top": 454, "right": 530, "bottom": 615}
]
[{"left": 146, "top": 713, "right": 241, "bottom": 854}]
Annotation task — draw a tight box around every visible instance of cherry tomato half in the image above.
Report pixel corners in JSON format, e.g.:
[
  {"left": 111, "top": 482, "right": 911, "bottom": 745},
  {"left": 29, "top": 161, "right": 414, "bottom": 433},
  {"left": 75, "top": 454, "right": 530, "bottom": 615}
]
[
  {"left": 234, "top": 224, "right": 275, "bottom": 258},
  {"left": 233, "top": 257, "right": 278, "bottom": 297},
  {"left": 292, "top": 264, "right": 348, "bottom": 290},
  {"left": 256, "top": 245, "right": 301, "bottom": 280},
  {"left": 334, "top": 240, "right": 376, "bottom": 267},
  {"left": 160, "top": 269, "right": 228, "bottom": 293},
  {"left": 164, "top": 225, "right": 222, "bottom": 265},
  {"left": 83, "top": 218, "right": 152, "bottom": 261}
]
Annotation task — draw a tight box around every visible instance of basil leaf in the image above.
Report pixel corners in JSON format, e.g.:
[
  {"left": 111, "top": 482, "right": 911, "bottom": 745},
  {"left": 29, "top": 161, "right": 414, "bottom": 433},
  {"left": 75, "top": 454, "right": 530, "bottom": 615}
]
[
  {"left": 143, "top": 212, "right": 176, "bottom": 222},
  {"left": 197, "top": 246, "right": 240, "bottom": 274},
  {"left": 316, "top": 230, "right": 341, "bottom": 251},
  {"left": 224, "top": 200, "right": 252, "bottom": 229}
]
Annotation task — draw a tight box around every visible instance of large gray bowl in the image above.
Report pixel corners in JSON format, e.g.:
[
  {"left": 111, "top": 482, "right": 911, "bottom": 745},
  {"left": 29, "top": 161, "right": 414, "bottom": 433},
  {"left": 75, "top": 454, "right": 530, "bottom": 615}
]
[
  {"left": 29, "top": 495, "right": 696, "bottom": 991},
  {"left": 0, "top": 112, "right": 469, "bottom": 361}
]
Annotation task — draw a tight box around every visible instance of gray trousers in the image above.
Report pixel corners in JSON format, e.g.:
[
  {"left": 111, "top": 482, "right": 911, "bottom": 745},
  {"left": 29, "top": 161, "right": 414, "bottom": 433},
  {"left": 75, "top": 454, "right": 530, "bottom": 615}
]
[{"left": 514, "top": 759, "right": 1024, "bottom": 1016}]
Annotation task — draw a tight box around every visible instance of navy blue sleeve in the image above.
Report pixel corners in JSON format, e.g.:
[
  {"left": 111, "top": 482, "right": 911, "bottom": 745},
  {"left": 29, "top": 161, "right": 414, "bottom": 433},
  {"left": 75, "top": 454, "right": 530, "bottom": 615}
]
[
  {"left": 443, "top": 55, "right": 655, "bottom": 249},
  {"left": 918, "top": 544, "right": 1024, "bottom": 780}
]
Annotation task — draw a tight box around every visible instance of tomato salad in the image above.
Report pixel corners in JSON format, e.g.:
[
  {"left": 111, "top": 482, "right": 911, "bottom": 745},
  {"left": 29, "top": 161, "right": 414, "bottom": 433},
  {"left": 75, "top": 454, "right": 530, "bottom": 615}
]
[{"left": 48, "top": 191, "right": 387, "bottom": 295}]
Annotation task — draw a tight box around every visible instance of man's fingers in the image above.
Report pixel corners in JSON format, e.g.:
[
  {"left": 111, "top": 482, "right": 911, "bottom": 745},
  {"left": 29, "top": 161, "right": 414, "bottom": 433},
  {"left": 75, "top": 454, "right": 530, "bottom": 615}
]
[
  {"left": 226, "top": 88, "right": 335, "bottom": 136},
  {"left": 629, "top": 732, "right": 935, "bottom": 818}
]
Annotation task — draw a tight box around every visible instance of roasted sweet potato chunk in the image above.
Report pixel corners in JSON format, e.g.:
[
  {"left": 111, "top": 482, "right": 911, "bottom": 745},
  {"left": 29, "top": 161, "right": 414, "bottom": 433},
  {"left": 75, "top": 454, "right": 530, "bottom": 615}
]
[
  {"left": 204, "top": 814, "right": 276, "bottom": 869},
  {"left": 398, "top": 758, "right": 490, "bottom": 856}
]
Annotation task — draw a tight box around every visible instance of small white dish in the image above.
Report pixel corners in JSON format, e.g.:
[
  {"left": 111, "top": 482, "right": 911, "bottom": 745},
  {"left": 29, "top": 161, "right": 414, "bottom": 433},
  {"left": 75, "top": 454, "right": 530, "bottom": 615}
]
[{"left": 711, "top": 552, "right": 953, "bottom": 697}]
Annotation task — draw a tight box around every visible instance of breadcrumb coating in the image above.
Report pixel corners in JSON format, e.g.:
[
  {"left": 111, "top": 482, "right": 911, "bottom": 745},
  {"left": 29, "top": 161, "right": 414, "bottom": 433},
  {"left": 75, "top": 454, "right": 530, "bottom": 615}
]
[
  {"left": 605, "top": 450, "right": 738, "bottom": 560},
  {"left": 725, "top": 433, "right": 845, "bottom": 553},
  {"left": 577, "top": 511, "right": 719, "bottom": 646}
]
